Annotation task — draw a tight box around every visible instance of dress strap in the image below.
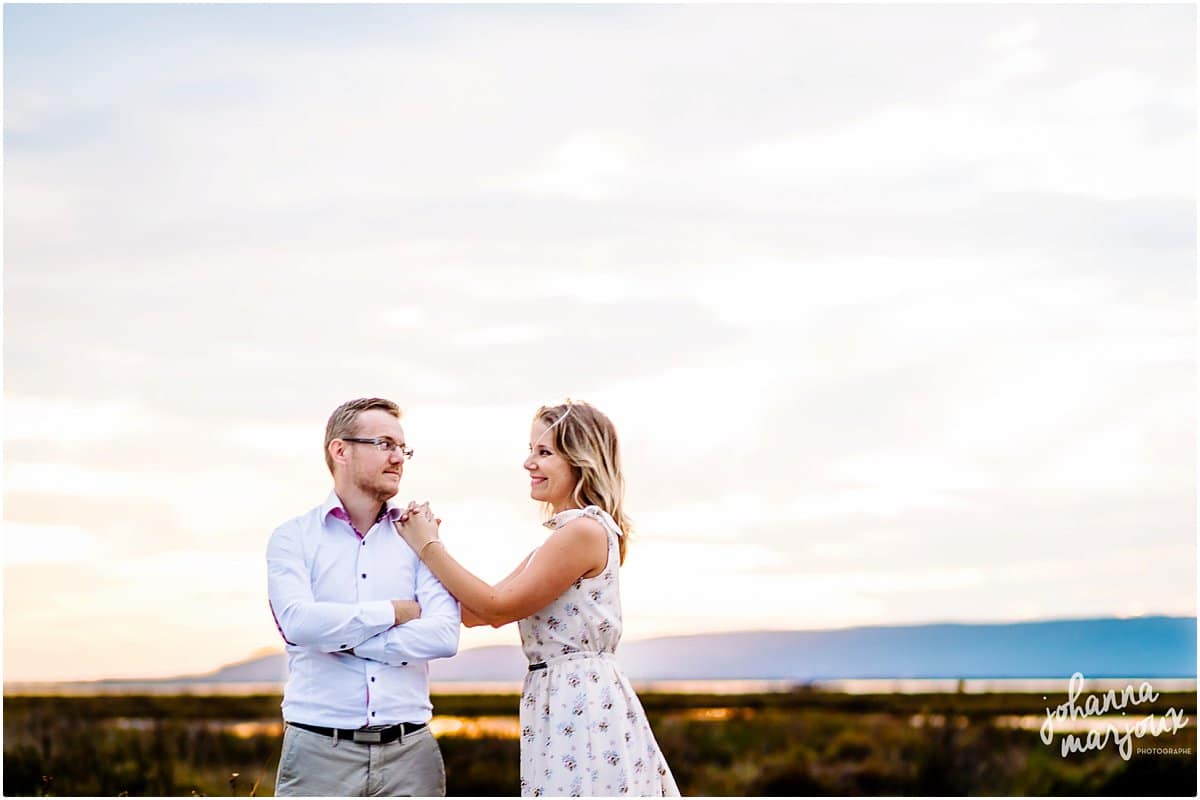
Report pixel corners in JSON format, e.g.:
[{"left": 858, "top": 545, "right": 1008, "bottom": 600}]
[{"left": 543, "top": 505, "right": 622, "bottom": 536}]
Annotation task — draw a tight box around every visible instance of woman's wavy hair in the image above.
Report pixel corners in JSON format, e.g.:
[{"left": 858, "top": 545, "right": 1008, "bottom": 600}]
[{"left": 534, "top": 400, "right": 630, "bottom": 565}]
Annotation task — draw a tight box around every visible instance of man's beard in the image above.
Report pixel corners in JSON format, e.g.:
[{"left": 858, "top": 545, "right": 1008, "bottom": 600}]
[{"left": 355, "top": 471, "right": 399, "bottom": 503}]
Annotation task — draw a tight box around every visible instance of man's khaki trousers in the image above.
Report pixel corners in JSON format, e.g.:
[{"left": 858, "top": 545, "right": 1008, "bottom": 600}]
[{"left": 274, "top": 722, "right": 446, "bottom": 797}]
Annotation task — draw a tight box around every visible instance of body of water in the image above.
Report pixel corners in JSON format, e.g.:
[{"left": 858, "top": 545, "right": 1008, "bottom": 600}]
[{"left": 5, "top": 677, "right": 1195, "bottom": 696}]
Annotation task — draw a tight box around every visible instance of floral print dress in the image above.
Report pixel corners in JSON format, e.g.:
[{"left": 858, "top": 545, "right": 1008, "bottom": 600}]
[{"left": 518, "top": 506, "right": 680, "bottom": 797}]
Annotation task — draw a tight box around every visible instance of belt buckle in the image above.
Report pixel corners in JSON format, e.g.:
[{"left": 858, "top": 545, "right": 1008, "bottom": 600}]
[{"left": 352, "top": 729, "right": 384, "bottom": 744}]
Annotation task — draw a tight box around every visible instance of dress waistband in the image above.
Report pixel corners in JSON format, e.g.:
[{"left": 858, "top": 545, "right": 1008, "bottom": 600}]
[{"left": 527, "top": 651, "right": 615, "bottom": 672}]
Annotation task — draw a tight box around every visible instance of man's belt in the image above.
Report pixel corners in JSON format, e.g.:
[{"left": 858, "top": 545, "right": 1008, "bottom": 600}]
[{"left": 287, "top": 720, "right": 426, "bottom": 744}]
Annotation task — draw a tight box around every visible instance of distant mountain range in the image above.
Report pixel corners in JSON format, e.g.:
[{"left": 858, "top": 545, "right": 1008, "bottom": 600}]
[{"left": 174, "top": 616, "right": 1195, "bottom": 684}]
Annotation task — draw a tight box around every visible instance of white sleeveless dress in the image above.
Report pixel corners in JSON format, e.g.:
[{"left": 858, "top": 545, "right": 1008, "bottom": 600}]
[{"left": 517, "top": 506, "right": 680, "bottom": 797}]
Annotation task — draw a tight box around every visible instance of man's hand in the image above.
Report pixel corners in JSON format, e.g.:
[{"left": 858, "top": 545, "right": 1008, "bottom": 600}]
[{"left": 392, "top": 599, "right": 422, "bottom": 625}]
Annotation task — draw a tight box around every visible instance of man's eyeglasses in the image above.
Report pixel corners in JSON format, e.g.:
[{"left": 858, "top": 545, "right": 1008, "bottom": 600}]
[{"left": 342, "top": 438, "right": 415, "bottom": 460}]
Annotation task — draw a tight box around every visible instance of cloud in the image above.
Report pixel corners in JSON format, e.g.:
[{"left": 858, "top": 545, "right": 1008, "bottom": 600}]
[
  {"left": 513, "top": 131, "right": 649, "bottom": 202},
  {"left": 4, "top": 523, "right": 111, "bottom": 565},
  {"left": 3, "top": 3, "right": 1193, "bottom": 679}
]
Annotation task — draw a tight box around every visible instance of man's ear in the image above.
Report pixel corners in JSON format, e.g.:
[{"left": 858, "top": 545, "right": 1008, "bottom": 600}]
[{"left": 329, "top": 439, "right": 349, "bottom": 468}]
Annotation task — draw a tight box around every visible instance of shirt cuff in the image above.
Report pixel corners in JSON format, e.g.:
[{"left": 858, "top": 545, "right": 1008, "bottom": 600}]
[
  {"left": 351, "top": 631, "right": 387, "bottom": 663},
  {"left": 362, "top": 600, "right": 396, "bottom": 630}
]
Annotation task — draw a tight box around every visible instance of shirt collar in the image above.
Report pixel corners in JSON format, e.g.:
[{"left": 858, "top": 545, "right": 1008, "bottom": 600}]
[{"left": 322, "top": 490, "right": 405, "bottom": 528}]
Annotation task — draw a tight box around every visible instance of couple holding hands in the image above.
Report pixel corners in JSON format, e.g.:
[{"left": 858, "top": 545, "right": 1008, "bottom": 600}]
[{"left": 266, "top": 397, "right": 679, "bottom": 797}]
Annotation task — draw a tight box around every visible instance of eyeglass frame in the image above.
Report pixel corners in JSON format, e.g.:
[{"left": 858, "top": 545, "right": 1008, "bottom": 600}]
[{"left": 340, "top": 437, "right": 415, "bottom": 460}]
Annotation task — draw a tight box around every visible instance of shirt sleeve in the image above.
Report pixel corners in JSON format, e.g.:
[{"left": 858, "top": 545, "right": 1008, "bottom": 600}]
[
  {"left": 266, "top": 521, "right": 396, "bottom": 652},
  {"left": 352, "top": 557, "right": 461, "bottom": 665}
]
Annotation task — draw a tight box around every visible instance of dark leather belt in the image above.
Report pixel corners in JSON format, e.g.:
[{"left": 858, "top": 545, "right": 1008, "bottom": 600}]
[
  {"left": 529, "top": 662, "right": 547, "bottom": 672},
  {"left": 288, "top": 720, "right": 426, "bottom": 744}
]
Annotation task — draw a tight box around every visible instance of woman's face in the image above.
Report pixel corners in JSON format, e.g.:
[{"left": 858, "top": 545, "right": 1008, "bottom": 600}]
[{"left": 524, "top": 419, "right": 578, "bottom": 512}]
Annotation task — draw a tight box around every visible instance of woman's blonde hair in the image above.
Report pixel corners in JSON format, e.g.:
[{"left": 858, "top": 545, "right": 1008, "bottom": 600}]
[{"left": 534, "top": 400, "right": 630, "bottom": 565}]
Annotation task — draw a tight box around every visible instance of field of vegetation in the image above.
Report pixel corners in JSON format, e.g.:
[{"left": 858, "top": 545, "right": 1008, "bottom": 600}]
[{"left": 4, "top": 689, "right": 1196, "bottom": 796}]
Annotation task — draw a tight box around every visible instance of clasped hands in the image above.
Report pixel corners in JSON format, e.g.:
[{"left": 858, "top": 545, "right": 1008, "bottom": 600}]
[{"left": 395, "top": 499, "right": 442, "bottom": 557}]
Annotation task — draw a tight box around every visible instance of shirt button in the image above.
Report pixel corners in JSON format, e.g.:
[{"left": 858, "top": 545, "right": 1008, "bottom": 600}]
[
  {"left": 362, "top": 541, "right": 367, "bottom": 546},
  {"left": 371, "top": 711, "right": 376, "bottom": 717},
  {"left": 401, "top": 661, "right": 408, "bottom": 666},
  {"left": 371, "top": 676, "right": 376, "bottom": 682},
  {"left": 340, "top": 644, "right": 347, "bottom": 650},
  {"left": 361, "top": 573, "right": 367, "bottom": 579}
]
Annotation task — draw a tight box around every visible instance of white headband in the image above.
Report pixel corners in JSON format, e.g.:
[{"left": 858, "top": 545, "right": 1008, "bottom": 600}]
[{"left": 534, "top": 404, "right": 573, "bottom": 449}]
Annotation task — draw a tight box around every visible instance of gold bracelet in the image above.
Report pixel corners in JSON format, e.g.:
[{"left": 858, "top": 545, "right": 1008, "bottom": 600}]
[{"left": 418, "top": 540, "right": 443, "bottom": 560}]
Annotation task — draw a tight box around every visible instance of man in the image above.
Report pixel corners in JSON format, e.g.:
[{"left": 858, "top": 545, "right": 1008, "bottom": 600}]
[{"left": 267, "top": 397, "right": 460, "bottom": 796}]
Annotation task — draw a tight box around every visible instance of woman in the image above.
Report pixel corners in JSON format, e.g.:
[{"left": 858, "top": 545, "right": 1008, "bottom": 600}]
[{"left": 395, "top": 401, "right": 680, "bottom": 797}]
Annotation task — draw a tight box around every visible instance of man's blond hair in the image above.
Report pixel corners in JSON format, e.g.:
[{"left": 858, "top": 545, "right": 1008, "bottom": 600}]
[{"left": 324, "top": 398, "right": 402, "bottom": 474}]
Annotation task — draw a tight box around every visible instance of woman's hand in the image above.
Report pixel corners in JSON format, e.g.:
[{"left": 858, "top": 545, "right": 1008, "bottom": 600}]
[
  {"left": 391, "top": 599, "right": 422, "bottom": 625},
  {"left": 395, "top": 500, "right": 441, "bottom": 556}
]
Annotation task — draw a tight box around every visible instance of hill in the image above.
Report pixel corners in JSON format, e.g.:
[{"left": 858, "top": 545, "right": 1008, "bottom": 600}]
[{"left": 183, "top": 615, "right": 1196, "bottom": 683}]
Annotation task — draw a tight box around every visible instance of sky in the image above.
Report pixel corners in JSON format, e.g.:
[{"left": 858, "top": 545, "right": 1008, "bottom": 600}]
[{"left": 3, "top": 3, "right": 1195, "bottom": 683}]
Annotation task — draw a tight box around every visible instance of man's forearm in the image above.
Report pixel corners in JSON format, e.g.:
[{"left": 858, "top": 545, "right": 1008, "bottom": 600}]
[
  {"left": 352, "top": 614, "right": 460, "bottom": 665},
  {"left": 270, "top": 597, "right": 396, "bottom": 652}
]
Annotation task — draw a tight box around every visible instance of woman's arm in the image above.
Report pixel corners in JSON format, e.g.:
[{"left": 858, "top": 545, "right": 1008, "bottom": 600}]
[
  {"left": 495, "top": 550, "right": 535, "bottom": 591},
  {"left": 460, "top": 551, "right": 535, "bottom": 628},
  {"left": 396, "top": 516, "right": 607, "bottom": 627},
  {"left": 460, "top": 605, "right": 491, "bottom": 627}
]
